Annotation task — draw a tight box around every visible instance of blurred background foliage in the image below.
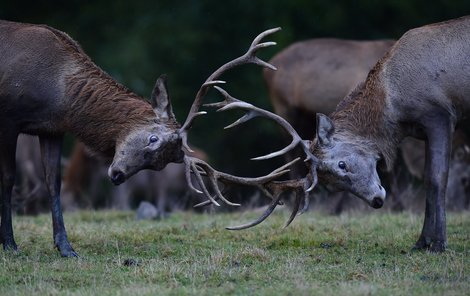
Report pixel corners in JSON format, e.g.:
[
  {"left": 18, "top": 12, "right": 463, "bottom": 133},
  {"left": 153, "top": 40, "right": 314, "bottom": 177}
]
[{"left": 2, "top": 0, "right": 470, "bottom": 177}]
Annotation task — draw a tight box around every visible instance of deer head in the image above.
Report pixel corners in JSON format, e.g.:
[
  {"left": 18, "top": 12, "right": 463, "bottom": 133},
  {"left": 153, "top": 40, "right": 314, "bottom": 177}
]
[
  {"left": 313, "top": 114, "right": 386, "bottom": 208},
  {"left": 108, "top": 76, "right": 184, "bottom": 185},
  {"left": 110, "top": 28, "right": 321, "bottom": 228}
]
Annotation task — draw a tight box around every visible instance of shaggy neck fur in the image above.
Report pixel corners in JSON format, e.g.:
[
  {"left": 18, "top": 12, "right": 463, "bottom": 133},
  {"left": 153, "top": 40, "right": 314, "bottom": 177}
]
[
  {"left": 330, "top": 61, "right": 402, "bottom": 170},
  {"left": 62, "top": 48, "right": 157, "bottom": 158}
]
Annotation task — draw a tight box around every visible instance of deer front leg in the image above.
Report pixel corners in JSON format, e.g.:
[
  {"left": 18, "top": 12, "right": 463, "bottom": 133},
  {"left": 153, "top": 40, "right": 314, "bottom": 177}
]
[
  {"left": 40, "top": 136, "right": 78, "bottom": 257},
  {"left": 0, "top": 134, "right": 18, "bottom": 251},
  {"left": 414, "top": 113, "right": 452, "bottom": 252}
]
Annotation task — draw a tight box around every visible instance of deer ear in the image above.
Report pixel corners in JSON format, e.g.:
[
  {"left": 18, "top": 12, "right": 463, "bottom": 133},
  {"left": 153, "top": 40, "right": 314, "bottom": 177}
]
[
  {"left": 151, "top": 74, "right": 176, "bottom": 121},
  {"left": 316, "top": 113, "right": 334, "bottom": 147}
]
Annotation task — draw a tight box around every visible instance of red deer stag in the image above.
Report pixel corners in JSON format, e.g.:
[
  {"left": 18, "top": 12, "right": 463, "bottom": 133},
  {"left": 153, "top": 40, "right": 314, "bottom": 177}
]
[
  {"left": 309, "top": 16, "right": 470, "bottom": 252},
  {"left": 253, "top": 16, "right": 469, "bottom": 252},
  {"left": 221, "top": 16, "right": 470, "bottom": 253},
  {"left": 0, "top": 20, "right": 290, "bottom": 257}
]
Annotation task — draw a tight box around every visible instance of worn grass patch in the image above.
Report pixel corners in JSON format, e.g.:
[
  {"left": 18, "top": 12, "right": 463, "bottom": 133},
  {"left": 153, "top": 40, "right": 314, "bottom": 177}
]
[{"left": 1, "top": 210, "right": 469, "bottom": 295}]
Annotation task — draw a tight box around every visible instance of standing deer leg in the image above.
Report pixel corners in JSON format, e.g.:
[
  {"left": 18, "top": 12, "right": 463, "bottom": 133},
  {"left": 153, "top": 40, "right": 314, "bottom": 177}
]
[
  {"left": 414, "top": 112, "right": 453, "bottom": 252},
  {"left": 39, "top": 136, "right": 78, "bottom": 257},
  {"left": 0, "top": 133, "right": 18, "bottom": 251}
]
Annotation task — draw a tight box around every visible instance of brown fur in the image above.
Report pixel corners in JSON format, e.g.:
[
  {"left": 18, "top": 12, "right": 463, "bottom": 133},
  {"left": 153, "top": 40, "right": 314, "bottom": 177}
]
[
  {"left": 65, "top": 70, "right": 157, "bottom": 157},
  {"left": 0, "top": 20, "right": 185, "bottom": 256},
  {"left": 30, "top": 25, "right": 162, "bottom": 157},
  {"left": 62, "top": 142, "right": 94, "bottom": 197},
  {"left": 264, "top": 39, "right": 395, "bottom": 138},
  {"left": 3, "top": 20, "right": 178, "bottom": 158},
  {"left": 331, "top": 56, "right": 401, "bottom": 170}
]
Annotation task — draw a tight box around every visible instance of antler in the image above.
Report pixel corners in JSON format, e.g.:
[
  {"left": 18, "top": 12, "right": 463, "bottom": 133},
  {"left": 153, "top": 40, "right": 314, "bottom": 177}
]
[
  {"left": 208, "top": 86, "right": 317, "bottom": 189},
  {"left": 185, "top": 156, "right": 299, "bottom": 207},
  {"left": 179, "top": 27, "right": 281, "bottom": 153},
  {"left": 204, "top": 87, "right": 318, "bottom": 229},
  {"left": 225, "top": 181, "right": 309, "bottom": 230},
  {"left": 179, "top": 27, "right": 294, "bottom": 207},
  {"left": 178, "top": 27, "right": 318, "bottom": 228}
]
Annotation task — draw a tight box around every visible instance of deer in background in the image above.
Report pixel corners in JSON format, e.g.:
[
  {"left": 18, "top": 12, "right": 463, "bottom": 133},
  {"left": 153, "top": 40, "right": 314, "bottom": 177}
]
[
  {"left": 0, "top": 20, "right": 292, "bottom": 257},
  {"left": 12, "top": 135, "right": 49, "bottom": 214},
  {"left": 401, "top": 131, "right": 470, "bottom": 211},
  {"left": 445, "top": 132, "right": 470, "bottom": 211},
  {"left": 264, "top": 39, "right": 395, "bottom": 140}
]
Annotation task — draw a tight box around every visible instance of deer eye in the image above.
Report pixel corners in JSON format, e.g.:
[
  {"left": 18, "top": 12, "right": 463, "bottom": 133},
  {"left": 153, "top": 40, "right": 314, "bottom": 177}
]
[
  {"left": 149, "top": 135, "right": 159, "bottom": 144},
  {"left": 338, "top": 161, "right": 347, "bottom": 170}
]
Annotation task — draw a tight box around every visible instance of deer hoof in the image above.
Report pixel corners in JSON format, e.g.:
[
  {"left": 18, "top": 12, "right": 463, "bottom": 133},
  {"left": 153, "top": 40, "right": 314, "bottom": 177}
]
[
  {"left": 429, "top": 241, "right": 447, "bottom": 253},
  {"left": 59, "top": 248, "right": 79, "bottom": 258},
  {"left": 2, "top": 240, "right": 18, "bottom": 253},
  {"left": 412, "top": 236, "right": 432, "bottom": 251},
  {"left": 56, "top": 241, "right": 79, "bottom": 258}
]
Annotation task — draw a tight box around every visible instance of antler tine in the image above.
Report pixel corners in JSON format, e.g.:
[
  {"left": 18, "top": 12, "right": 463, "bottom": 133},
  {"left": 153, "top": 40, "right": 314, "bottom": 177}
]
[
  {"left": 204, "top": 85, "right": 320, "bottom": 229},
  {"left": 192, "top": 157, "right": 300, "bottom": 208},
  {"left": 210, "top": 86, "right": 305, "bottom": 157},
  {"left": 185, "top": 156, "right": 221, "bottom": 207},
  {"left": 207, "top": 86, "right": 319, "bottom": 192},
  {"left": 298, "top": 193, "right": 311, "bottom": 215},
  {"left": 179, "top": 28, "right": 281, "bottom": 152},
  {"left": 186, "top": 156, "right": 299, "bottom": 207},
  {"left": 283, "top": 189, "right": 304, "bottom": 228},
  {"left": 226, "top": 177, "right": 312, "bottom": 230},
  {"left": 178, "top": 27, "right": 318, "bottom": 228},
  {"left": 226, "top": 191, "right": 283, "bottom": 230}
]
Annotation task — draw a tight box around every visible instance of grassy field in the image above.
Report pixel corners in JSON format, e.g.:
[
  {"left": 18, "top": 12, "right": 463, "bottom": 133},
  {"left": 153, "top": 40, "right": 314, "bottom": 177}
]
[{"left": 0, "top": 209, "right": 469, "bottom": 295}]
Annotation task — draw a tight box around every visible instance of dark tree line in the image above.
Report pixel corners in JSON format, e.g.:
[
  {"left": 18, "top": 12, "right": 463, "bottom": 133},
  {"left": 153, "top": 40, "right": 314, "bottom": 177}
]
[{"left": 2, "top": 0, "right": 470, "bottom": 177}]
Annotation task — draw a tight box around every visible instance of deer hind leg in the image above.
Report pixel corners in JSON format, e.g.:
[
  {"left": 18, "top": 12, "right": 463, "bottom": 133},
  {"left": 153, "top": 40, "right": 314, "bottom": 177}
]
[
  {"left": 414, "top": 112, "right": 453, "bottom": 252},
  {"left": 39, "top": 135, "right": 78, "bottom": 257},
  {"left": 0, "top": 133, "right": 18, "bottom": 251}
]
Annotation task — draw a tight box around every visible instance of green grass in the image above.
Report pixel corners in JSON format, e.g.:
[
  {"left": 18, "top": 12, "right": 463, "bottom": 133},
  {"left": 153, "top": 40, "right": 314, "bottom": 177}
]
[{"left": 1, "top": 209, "right": 469, "bottom": 295}]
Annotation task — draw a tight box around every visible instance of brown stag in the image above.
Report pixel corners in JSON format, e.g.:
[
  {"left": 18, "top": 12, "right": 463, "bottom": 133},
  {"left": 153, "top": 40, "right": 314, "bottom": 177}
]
[{"left": 0, "top": 20, "right": 290, "bottom": 256}]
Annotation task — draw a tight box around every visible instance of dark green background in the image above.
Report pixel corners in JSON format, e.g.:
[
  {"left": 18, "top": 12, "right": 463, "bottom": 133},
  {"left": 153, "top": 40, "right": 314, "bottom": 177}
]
[{"left": 2, "top": 0, "right": 469, "bottom": 176}]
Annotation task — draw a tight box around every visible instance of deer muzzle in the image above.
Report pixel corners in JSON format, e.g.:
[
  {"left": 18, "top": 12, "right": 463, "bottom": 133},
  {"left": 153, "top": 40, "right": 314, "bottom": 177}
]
[
  {"left": 109, "top": 169, "right": 126, "bottom": 185},
  {"left": 369, "top": 184, "right": 386, "bottom": 209},
  {"left": 371, "top": 197, "right": 384, "bottom": 209}
]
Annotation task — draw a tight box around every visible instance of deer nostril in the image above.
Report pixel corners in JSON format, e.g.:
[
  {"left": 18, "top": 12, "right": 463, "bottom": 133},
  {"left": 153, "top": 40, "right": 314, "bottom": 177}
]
[
  {"left": 111, "top": 171, "right": 125, "bottom": 185},
  {"left": 371, "top": 197, "right": 384, "bottom": 209}
]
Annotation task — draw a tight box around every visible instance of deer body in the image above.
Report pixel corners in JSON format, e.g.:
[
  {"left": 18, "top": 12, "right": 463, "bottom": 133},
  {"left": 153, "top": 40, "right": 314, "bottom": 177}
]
[
  {"left": 264, "top": 39, "right": 394, "bottom": 139},
  {"left": 314, "top": 16, "right": 470, "bottom": 252},
  {"left": 0, "top": 21, "right": 287, "bottom": 256},
  {"left": 0, "top": 20, "right": 183, "bottom": 256}
]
